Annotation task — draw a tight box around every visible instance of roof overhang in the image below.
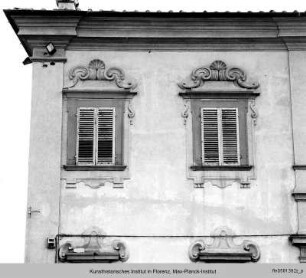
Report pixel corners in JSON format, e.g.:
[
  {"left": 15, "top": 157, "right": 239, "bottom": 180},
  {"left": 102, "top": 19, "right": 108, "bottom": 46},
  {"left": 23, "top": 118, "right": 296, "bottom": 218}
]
[{"left": 4, "top": 9, "right": 306, "bottom": 56}]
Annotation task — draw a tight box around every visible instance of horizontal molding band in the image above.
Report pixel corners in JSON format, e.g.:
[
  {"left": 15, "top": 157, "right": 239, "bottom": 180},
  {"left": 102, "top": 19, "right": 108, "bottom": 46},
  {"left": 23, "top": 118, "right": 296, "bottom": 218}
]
[
  {"left": 57, "top": 233, "right": 294, "bottom": 238},
  {"left": 63, "top": 165, "right": 127, "bottom": 171},
  {"left": 293, "top": 165, "right": 306, "bottom": 170},
  {"left": 5, "top": 9, "right": 306, "bottom": 18},
  {"left": 30, "top": 57, "right": 67, "bottom": 63},
  {"left": 190, "top": 165, "right": 253, "bottom": 171},
  {"left": 7, "top": 9, "right": 306, "bottom": 55},
  {"left": 179, "top": 91, "right": 260, "bottom": 99},
  {"left": 289, "top": 234, "right": 306, "bottom": 245},
  {"left": 292, "top": 192, "right": 306, "bottom": 201},
  {"left": 62, "top": 88, "right": 137, "bottom": 98}
]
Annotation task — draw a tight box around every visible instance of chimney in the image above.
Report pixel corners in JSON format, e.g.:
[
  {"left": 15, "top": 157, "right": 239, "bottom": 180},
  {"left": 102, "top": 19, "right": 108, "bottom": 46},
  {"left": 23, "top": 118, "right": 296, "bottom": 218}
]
[{"left": 56, "top": 0, "right": 79, "bottom": 10}]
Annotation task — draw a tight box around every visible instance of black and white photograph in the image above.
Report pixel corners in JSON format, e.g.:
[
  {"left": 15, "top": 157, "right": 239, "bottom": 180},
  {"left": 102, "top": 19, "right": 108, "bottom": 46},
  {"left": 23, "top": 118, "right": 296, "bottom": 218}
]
[{"left": 1, "top": 0, "right": 306, "bottom": 276}]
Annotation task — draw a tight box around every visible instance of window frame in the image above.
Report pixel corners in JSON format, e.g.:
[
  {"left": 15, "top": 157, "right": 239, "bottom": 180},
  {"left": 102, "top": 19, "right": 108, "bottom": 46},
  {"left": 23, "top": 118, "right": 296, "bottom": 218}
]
[
  {"left": 61, "top": 59, "right": 137, "bottom": 189},
  {"left": 76, "top": 106, "right": 116, "bottom": 166},
  {"left": 191, "top": 98, "right": 249, "bottom": 170},
  {"left": 179, "top": 91, "right": 258, "bottom": 188},
  {"left": 201, "top": 107, "right": 240, "bottom": 166},
  {"left": 62, "top": 90, "right": 137, "bottom": 172},
  {"left": 178, "top": 60, "right": 260, "bottom": 188}
]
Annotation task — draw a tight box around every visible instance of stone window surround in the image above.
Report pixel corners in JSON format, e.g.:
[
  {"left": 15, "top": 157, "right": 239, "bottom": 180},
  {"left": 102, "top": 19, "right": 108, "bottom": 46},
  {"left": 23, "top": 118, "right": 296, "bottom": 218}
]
[
  {"left": 61, "top": 59, "right": 137, "bottom": 189},
  {"left": 178, "top": 60, "right": 260, "bottom": 189}
]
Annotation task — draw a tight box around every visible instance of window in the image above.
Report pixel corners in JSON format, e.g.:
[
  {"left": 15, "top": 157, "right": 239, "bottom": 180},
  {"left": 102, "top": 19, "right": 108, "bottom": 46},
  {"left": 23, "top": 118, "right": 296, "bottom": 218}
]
[
  {"left": 77, "top": 107, "right": 115, "bottom": 166},
  {"left": 201, "top": 108, "right": 239, "bottom": 166},
  {"left": 190, "top": 99, "right": 249, "bottom": 170},
  {"left": 178, "top": 60, "right": 260, "bottom": 187},
  {"left": 62, "top": 59, "right": 137, "bottom": 189},
  {"left": 65, "top": 97, "right": 125, "bottom": 170}
]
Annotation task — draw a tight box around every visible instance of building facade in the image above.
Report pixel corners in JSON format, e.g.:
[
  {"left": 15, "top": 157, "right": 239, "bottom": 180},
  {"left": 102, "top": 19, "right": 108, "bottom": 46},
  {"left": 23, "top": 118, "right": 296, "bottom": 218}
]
[{"left": 5, "top": 0, "right": 306, "bottom": 263}]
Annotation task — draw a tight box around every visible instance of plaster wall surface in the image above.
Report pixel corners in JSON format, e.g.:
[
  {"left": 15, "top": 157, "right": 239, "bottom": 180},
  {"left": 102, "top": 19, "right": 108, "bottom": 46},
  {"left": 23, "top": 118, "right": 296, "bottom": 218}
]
[
  {"left": 289, "top": 51, "right": 306, "bottom": 165},
  {"left": 52, "top": 51, "right": 298, "bottom": 262},
  {"left": 26, "top": 62, "right": 63, "bottom": 263},
  {"left": 289, "top": 51, "right": 306, "bottom": 234},
  {"left": 57, "top": 236, "right": 298, "bottom": 263}
]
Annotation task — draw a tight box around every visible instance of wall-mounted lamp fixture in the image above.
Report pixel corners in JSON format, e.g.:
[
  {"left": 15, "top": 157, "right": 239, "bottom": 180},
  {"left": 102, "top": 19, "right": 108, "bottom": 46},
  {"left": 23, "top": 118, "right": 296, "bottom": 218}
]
[{"left": 45, "top": 42, "right": 57, "bottom": 55}]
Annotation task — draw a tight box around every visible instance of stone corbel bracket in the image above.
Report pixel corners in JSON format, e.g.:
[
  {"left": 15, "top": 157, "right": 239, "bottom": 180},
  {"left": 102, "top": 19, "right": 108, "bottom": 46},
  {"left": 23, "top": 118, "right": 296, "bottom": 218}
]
[
  {"left": 289, "top": 234, "right": 306, "bottom": 263},
  {"left": 58, "top": 230, "right": 129, "bottom": 263},
  {"left": 178, "top": 60, "right": 259, "bottom": 91},
  {"left": 189, "top": 227, "right": 260, "bottom": 263},
  {"left": 66, "top": 59, "right": 137, "bottom": 91}
]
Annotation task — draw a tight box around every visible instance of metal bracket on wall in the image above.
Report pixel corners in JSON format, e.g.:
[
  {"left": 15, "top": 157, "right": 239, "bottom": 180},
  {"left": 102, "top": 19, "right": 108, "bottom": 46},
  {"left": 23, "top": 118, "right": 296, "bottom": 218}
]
[
  {"left": 47, "top": 237, "right": 56, "bottom": 249},
  {"left": 27, "top": 206, "right": 41, "bottom": 218}
]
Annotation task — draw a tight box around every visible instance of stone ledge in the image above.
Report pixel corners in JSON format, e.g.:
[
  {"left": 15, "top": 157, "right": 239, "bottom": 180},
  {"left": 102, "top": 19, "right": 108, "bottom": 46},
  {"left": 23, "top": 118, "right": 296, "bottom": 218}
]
[
  {"left": 63, "top": 165, "right": 127, "bottom": 171},
  {"left": 190, "top": 165, "right": 253, "bottom": 171}
]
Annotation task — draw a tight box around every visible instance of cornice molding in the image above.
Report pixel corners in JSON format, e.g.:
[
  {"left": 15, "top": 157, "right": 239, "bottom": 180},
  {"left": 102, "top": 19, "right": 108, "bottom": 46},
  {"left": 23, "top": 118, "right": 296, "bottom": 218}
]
[
  {"left": 29, "top": 48, "right": 67, "bottom": 63},
  {"left": 66, "top": 39, "right": 288, "bottom": 51},
  {"left": 293, "top": 165, "right": 306, "bottom": 170},
  {"left": 292, "top": 192, "right": 306, "bottom": 201},
  {"left": 30, "top": 57, "right": 67, "bottom": 63},
  {"left": 62, "top": 89, "right": 137, "bottom": 97},
  {"left": 290, "top": 234, "right": 306, "bottom": 244},
  {"left": 5, "top": 10, "right": 306, "bottom": 54}
]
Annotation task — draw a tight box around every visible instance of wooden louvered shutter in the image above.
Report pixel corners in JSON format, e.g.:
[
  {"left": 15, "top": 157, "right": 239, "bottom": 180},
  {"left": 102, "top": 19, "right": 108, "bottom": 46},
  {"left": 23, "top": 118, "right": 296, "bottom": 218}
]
[
  {"left": 221, "top": 108, "right": 240, "bottom": 165},
  {"left": 201, "top": 108, "right": 220, "bottom": 165},
  {"left": 97, "top": 108, "right": 115, "bottom": 165},
  {"left": 201, "top": 108, "right": 240, "bottom": 165},
  {"left": 76, "top": 108, "right": 95, "bottom": 165}
]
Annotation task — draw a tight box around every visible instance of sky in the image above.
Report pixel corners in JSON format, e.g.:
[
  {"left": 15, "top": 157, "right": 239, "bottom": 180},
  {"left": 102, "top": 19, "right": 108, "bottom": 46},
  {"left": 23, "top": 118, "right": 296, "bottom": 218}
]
[{"left": 1, "top": 0, "right": 306, "bottom": 264}]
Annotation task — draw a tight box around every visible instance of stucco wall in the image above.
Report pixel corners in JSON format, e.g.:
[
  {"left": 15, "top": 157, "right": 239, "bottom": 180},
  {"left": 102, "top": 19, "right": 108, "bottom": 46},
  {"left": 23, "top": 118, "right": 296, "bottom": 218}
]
[
  {"left": 52, "top": 51, "right": 298, "bottom": 262},
  {"left": 26, "top": 62, "right": 63, "bottom": 263},
  {"left": 289, "top": 51, "right": 306, "bottom": 235}
]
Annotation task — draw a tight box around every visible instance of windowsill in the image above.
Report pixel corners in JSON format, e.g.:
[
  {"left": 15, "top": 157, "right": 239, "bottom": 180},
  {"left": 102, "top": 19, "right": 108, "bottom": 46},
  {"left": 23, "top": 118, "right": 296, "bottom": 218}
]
[
  {"left": 63, "top": 165, "right": 127, "bottom": 171},
  {"left": 190, "top": 165, "right": 253, "bottom": 171}
]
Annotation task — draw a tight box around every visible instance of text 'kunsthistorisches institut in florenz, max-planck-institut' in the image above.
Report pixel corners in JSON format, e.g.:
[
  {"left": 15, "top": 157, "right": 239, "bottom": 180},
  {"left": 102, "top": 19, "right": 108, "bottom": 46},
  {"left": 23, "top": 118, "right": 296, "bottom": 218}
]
[{"left": 5, "top": 0, "right": 306, "bottom": 263}]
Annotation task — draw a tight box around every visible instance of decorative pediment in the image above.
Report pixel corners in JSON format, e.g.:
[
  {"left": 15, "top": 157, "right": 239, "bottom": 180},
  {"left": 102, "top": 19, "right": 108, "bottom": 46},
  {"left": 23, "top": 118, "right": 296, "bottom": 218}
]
[
  {"left": 179, "top": 60, "right": 259, "bottom": 90},
  {"left": 58, "top": 229, "right": 129, "bottom": 263},
  {"left": 67, "top": 59, "right": 137, "bottom": 90},
  {"left": 189, "top": 227, "right": 260, "bottom": 263}
]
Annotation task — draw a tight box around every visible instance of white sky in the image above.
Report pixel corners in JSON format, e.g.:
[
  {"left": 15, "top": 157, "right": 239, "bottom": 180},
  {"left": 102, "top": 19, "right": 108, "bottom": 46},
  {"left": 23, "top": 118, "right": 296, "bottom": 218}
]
[{"left": 0, "top": 0, "right": 306, "bottom": 263}]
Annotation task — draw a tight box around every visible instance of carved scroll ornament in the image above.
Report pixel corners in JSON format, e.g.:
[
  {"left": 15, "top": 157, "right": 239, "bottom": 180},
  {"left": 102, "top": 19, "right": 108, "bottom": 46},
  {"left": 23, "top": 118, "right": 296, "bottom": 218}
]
[
  {"left": 58, "top": 229, "right": 129, "bottom": 263},
  {"left": 181, "top": 102, "right": 190, "bottom": 125},
  {"left": 127, "top": 101, "right": 135, "bottom": 125},
  {"left": 179, "top": 60, "right": 259, "bottom": 90},
  {"left": 189, "top": 227, "right": 260, "bottom": 263},
  {"left": 250, "top": 99, "right": 258, "bottom": 126},
  {"left": 67, "top": 59, "right": 137, "bottom": 90}
]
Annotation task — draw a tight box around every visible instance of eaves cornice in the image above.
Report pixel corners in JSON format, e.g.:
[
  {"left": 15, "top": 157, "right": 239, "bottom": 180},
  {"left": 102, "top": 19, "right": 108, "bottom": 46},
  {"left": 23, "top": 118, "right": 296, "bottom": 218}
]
[{"left": 4, "top": 9, "right": 306, "bottom": 55}]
